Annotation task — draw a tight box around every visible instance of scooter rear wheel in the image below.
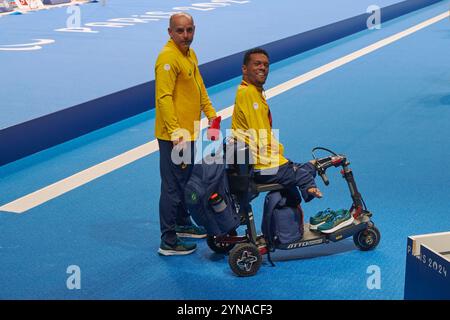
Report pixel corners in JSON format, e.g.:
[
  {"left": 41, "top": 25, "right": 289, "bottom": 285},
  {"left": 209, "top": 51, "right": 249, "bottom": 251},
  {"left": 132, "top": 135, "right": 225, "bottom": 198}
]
[
  {"left": 206, "top": 230, "right": 238, "bottom": 254},
  {"left": 228, "top": 243, "right": 262, "bottom": 277},
  {"left": 353, "top": 226, "right": 381, "bottom": 251}
]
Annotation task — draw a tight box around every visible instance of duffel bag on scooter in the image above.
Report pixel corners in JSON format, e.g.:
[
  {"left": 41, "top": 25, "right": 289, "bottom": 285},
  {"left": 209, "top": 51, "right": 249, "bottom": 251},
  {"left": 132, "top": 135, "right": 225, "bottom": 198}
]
[
  {"left": 184, "top": 160, "right": 240, "bottom": 237},
  {"left": 262, "top": 187, "right": 304, "bottom": 248}
]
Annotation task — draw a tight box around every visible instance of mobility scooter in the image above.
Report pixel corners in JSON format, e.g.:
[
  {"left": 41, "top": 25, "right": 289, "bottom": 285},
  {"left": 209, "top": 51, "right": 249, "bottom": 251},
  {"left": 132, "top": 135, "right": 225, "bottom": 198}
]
[{"left": 206, "top": 139, "right": 381, "bottom": 277}]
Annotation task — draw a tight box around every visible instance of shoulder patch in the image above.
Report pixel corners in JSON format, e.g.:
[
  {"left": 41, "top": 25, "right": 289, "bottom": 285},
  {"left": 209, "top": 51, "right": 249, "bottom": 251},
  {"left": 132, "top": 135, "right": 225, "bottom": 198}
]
[
  {"left": 163, "top": 64, "right": 171, "bottom": 71},
  {"left": 253, "top": 102, "right": 259, "bottom": 110}
]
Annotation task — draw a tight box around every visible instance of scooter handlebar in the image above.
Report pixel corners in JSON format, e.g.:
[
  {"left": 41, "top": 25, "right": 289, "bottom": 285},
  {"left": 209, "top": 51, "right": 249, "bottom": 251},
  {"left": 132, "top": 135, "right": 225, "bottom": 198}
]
[
  {"left": 319, "top": 170, "right": 330, "bottom": 186},
  {"left": 314, "top": 154, "right": 345, "bottom": 186}
]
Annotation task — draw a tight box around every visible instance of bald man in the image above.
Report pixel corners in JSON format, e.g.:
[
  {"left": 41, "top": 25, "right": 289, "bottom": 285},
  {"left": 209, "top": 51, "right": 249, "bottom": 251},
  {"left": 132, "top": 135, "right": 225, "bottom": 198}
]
[{"left": 155, "top": 13, "right": 217, "bottom": 255}]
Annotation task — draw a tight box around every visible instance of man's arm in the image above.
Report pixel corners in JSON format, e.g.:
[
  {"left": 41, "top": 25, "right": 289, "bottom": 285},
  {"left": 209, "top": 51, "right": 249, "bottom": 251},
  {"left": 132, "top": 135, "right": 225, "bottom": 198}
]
[
  {"left": 155, "top": 56, "right": 184, "bottom": 141},
  {"left": 231, "top": 92, "right": 250, "bottom": 135}
]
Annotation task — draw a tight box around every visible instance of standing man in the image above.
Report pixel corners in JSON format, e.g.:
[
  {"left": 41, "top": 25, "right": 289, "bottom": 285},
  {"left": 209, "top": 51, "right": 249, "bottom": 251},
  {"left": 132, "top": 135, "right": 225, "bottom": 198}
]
[{"left": 155, "top": 13, "right": 217, "bottom": 255}]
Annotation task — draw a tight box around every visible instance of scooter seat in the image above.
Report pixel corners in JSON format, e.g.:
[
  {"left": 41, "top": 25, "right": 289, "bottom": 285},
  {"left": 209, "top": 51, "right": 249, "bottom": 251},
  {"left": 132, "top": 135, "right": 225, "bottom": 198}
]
[{"left": 255, "top": 183, "right": 285, "bottom": 193}]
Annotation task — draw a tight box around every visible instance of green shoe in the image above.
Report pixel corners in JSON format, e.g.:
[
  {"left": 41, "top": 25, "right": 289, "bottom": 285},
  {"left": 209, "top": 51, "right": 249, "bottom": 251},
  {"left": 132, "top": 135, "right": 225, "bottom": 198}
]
[
  {"left": 309, "top": 208, "right": 335, "bottom": 230},
  {"left": 158, "top": 239, "right": 197, "bottom": 256},
  {"left": 175, "top": 224, "right": 207, "bottom": 239},
  {"left": 317, "top": 209, "right": 354, "bottom": 234}
]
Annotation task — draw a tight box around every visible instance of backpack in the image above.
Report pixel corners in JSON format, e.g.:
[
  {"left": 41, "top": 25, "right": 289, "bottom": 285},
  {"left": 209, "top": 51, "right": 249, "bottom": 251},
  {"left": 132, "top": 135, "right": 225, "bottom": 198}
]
[
  {"left": 184, "top": 159, "right": 241, "bottom": 237},
  {"left": 261, "top": 186, "right": 304, "bottom": 249}
]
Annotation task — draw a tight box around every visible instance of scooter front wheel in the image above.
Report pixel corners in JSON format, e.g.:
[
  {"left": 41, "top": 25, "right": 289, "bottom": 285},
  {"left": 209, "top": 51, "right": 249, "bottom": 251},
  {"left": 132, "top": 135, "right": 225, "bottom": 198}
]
[
  {"left": 353, "top": 226, "right": 381, "bottom": 251},
  {"left": 228, "top": 243, "right": 262, "bottom": 277}
]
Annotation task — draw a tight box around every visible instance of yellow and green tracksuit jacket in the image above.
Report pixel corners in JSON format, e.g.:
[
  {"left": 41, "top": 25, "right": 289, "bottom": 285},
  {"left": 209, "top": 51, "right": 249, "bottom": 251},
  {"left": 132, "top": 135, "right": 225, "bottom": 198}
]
[
  {"left": 155, "top": 39, "right": 216, "bottom": 141},
  {"left": 231, "top": 80, "right": 289, "bottom": 171}
]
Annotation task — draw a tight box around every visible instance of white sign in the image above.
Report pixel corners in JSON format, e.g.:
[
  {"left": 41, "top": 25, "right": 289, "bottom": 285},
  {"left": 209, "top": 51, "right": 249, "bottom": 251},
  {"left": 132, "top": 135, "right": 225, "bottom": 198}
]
[
  {"left": 14, "top": 0, "right": 30, "bottom": 9},
  {"left": 14, "top": 0, "right": 44, "bottom": 10},
  {"left": 28, "top": 0, "right": 44, "bottom": 10}
]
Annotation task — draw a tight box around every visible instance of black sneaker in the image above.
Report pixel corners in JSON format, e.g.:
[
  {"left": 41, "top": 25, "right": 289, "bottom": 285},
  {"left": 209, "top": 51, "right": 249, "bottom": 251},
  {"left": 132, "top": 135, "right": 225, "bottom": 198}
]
[
  {"left": 175, "top": 224, "right": 207, "bottom": 239},
  {"left": 158, "top": 239, "right": 197, "bottom": 256}
]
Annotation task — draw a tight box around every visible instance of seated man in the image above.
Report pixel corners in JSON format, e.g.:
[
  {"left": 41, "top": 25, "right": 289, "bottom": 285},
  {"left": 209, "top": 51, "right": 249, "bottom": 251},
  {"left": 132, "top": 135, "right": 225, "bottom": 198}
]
[{"left": 231, "top": 48, "right": 353, "bottom": 232}]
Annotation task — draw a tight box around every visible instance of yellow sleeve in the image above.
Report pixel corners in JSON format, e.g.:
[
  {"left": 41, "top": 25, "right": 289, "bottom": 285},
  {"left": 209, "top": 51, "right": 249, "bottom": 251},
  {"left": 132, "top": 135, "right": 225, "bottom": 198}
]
[
  {"left": 232, "top": 89, "right": 255, "bottom": 147},
  {"left": 232, "top": 91, "right": 249, "bottom": 131},
  {"left": 155, "top": 53, "right": 183, "bottom": 140},
  {"left": 240, "top": 88, "right": 267, "bottom": 133}
]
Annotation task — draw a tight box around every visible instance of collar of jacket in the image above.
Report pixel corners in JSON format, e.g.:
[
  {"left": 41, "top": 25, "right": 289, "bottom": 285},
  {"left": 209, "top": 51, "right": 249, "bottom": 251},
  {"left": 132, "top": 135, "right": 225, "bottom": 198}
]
[
  {"left": 167, "top": 38, "right": 191, "bottom": 57},
  {"left": 241, "top": 79, "right": 264, "bottom": 93}
]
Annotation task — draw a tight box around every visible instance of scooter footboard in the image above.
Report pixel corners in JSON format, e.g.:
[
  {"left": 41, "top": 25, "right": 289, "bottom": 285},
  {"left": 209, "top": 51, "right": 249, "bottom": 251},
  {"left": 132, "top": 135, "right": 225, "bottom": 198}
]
[
  {"left": 326, "top": 222, "right": 368, "bottom": 242},
  {"left": 274, "top": 221, "right": 369, "bottom": 250}
]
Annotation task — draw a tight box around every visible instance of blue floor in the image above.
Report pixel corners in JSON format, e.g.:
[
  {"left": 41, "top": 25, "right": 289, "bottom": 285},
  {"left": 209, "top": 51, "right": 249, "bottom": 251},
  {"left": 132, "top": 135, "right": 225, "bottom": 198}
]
[{"left": 0, "top": 1, "right": 449, "bottom": 299}]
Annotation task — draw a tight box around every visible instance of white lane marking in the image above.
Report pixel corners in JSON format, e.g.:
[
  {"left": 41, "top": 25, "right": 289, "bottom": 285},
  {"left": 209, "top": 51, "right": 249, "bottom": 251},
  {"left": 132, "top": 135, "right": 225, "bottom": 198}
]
[
  {"left": 0, "top": 39, "right": 55, "bottom": 51},
  {"left": 1, "top": 11, "right": 448, "bottom": 214},
  {"left": 1, "top": 141, "right": 159, "bottom": 213}
]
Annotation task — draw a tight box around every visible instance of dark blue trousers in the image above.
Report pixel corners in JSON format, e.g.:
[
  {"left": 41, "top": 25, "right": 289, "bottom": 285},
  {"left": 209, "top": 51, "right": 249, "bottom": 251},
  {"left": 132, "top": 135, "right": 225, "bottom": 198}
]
[
  {"left": 158, "top": 139, "right": 195, "bottom": 245},
  {"left": 254, "top": 161, "right": 318, "bottom": 202}
]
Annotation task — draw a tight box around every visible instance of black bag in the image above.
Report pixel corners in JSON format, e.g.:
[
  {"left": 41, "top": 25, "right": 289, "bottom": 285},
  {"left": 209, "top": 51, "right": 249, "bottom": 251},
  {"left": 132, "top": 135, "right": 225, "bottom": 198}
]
[
  {"left": 261, "top": 187, "right": 304, "bottom": 248},
  {"left": 184, "top": 160, "right": 240, "bottom": 237}
]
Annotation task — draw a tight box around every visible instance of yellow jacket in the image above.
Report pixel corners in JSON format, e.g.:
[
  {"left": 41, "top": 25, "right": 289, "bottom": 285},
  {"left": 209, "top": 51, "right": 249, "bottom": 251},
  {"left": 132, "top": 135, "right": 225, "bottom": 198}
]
[
  {"left": 155, "top": 39, "right": 216, "bottom": 141},
  {"left": 231, "top": 81, "right": 288, "bottom": 170}
]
